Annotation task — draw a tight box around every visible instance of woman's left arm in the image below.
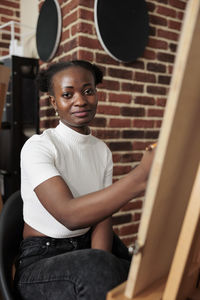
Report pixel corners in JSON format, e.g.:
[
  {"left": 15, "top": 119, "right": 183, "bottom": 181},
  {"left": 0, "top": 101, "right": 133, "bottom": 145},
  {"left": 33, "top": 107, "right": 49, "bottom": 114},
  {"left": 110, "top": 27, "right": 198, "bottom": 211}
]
[
  {"left": 91, "top": 148, "right": 113, "bottom": 252},
  {"left": 91, "top": 217, "right": 113, "bottom": 252}
]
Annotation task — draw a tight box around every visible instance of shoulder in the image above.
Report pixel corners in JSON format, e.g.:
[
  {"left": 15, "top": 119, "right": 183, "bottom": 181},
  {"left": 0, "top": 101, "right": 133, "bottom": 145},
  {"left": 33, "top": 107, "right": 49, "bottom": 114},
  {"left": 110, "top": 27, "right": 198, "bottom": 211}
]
[{"left": 21, "top": 128, "right": 57, "bottom": 157}]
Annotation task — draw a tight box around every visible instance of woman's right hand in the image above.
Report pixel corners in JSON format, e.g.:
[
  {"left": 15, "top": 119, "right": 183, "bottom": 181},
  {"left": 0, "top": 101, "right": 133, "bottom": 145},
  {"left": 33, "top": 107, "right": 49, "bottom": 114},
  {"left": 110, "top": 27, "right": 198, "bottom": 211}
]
[{"left": 139, "top": 144, "right": 156, "bottom": 181}]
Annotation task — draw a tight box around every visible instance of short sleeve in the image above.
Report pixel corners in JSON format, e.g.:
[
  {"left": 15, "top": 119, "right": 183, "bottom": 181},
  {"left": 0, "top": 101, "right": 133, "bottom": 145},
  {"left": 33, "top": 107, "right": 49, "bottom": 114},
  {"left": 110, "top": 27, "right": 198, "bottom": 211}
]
[
  {"left": 103, "top": 147, "right": 113, "bottom": 188},
  {"left": 21, "top": 137, "right": 60, "bottom": 190}
]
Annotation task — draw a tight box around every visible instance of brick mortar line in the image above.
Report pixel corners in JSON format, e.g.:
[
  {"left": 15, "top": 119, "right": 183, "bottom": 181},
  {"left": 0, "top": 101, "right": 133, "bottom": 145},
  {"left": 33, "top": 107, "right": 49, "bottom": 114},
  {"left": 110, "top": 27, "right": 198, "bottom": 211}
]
[
  {"left": 147, "top": 0, "right": 187, "bottom": 11},
  {"left": 73, "top": 18, "right": 95, "bottom": 26},
  {"left": 0, "top": 0, "right": 19, "bottom": 2},
  {"left": 77, "top": 5, "right": 94, "bottom": 12},
  {"left": 103, "top": 138, "right": 160, "bottom": 143},
  {"left": 0, "top": 29, "right": 17, "bottom": 34},
  {"left": 0, "top": 16, "right": 19, "bottom": 21},
  {"left": 145, "top": 44, "right": 179, "bottom": 51},
  {"left": 61, "top": 6, "right": 95, "bottom": 24},
  {"left": 94, "top": 129, "right": 159, "bottom": 134},
  {"left": 62, "top": 5, "right": 78, "bottom": 16},
  {"left": 96, "top": 115, "right": 164, "bottom": 119},
  {"left": 61, "top": 20, "right": 94, "bottom": 32},
  {"left": 102, "top": 129, "right": 160, "bottom": 132},
  {"left": 57, "top": 49, "right": 80, "bottom": 60},
  {"left": 113, "top": 175, "right": 140, "bottom": 181},
  {"left": 91, "top": 59, "right": 174, "bottom": 71},
  {"left": 113, "top": 234, "right": 138, "bottom": 241},
  {"left": 113, "top": 209, "right": 142, "bottom": 217},
  {"left": 104, "top": 143, "right": 158, "bottom": 146},
  {"left": 114, "top": 233, "right": 139, "bottom": 239},
  {"left": 60, "top": 36, "right": 93, "bottom": 45},
  {"left": 102, "top": 67, "right": 171, "bottom": 76},
  {"left": 39, "top": 112, "right": 164, "bottom": 118},
  {"left": 143, "top": 59, "right": 174, "bottom": 68},
  {"left": 104, "top": 139, "right": 159, "bottom": 142},
  {"left": 97, "top": 103, "right": 162, "bottom": 108},
  {"left": 98, "top": 90, "right": 166, "bottom": 98},
  {"left": 112, "top": 232, "right": 138, "bottom": 241},
  {"left": 0, "top": 6, "right": 20, "bottom": 10},
  {"left": 140, "top": 91, "right": 170, "bottom": 97},
  {"left": 103, "top": 77, "right": 171, "bottom": 85},
  {"left": 149, "top": 12, "right": 185, "bottom": 23},
  {"left": 103, "top": 75, "right": 171, "bottom": 81},
  {"left": 40, "top": 116, "right": 58, "bottom": 121},
  {"left": 0, "top": 17, "right": 19, "bottom": 20},
  {"left": 113, "top": 163, "right": 145, "bottom": 167},
  {"left": 106, "top": 138, "right": 158, "bottom": 141}
]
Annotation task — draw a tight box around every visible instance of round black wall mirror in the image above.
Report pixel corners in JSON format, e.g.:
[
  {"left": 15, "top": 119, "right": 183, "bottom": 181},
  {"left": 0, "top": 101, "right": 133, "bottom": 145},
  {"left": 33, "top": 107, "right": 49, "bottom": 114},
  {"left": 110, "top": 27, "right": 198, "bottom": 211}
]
[
  {"left": 36, "top": 0, "right": 62, "bottom": 62},
  {"left": 94, "top": 0, "right": 149, "bottom": 63}
]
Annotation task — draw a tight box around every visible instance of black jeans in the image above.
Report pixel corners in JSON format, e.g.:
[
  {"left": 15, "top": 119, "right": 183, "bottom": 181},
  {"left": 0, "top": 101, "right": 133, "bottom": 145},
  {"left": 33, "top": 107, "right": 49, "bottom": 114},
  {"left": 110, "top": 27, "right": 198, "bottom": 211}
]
[{"left": 14, "top": 230, "right": 131, "bottom": 300}]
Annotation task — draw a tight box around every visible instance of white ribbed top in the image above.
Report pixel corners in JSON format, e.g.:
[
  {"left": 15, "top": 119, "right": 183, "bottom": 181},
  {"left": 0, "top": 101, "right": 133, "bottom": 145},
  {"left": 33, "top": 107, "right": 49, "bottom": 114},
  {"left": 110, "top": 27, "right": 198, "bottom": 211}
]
[{"left": 21, "top": 121, "right": 113, "bottom": 238}]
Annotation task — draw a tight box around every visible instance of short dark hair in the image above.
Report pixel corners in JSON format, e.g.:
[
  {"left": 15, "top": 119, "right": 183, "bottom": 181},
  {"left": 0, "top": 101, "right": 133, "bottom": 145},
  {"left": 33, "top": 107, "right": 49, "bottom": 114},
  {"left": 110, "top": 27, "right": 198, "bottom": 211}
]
[{"left": 36, "top": 60, "right": 103, "bottom": 95}]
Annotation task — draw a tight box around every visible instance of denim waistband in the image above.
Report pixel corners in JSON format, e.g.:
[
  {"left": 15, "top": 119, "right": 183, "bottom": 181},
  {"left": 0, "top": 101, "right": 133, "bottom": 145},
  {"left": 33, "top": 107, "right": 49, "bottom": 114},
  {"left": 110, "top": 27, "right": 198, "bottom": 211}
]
[
  {"left": 20, "top": 229, "right": 91, "bottom": 249},
  {"left": 15, "top": 230, "right": 92, "bottom": 271}
]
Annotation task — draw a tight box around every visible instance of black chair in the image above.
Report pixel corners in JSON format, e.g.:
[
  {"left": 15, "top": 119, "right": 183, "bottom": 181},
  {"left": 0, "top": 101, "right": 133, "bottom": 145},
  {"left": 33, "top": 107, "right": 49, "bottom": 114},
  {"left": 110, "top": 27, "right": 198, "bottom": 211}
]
[{"left": 0, "top": 191, "right": 24, "bottom": 300}]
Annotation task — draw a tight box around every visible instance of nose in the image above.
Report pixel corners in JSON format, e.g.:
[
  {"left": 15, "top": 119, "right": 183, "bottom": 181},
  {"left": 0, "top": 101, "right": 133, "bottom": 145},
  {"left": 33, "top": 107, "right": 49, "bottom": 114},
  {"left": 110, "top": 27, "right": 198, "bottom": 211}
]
[{"left": 74, "top": 92, "right": 87, "bottom": 106}]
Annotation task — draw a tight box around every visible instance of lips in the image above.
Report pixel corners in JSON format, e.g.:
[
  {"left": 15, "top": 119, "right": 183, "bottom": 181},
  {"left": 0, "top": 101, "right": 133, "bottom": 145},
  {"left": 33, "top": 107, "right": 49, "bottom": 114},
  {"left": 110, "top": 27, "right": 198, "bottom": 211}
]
[{"left": 72, "top": 110, "right": 91, "bottom": 117}]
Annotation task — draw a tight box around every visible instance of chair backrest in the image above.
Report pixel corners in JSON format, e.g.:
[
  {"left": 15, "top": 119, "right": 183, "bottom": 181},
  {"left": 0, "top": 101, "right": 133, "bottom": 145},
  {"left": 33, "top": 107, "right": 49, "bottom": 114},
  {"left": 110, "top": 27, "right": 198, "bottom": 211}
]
[{"left": 0, "top": 191, "right": 24, "bottom": 300}]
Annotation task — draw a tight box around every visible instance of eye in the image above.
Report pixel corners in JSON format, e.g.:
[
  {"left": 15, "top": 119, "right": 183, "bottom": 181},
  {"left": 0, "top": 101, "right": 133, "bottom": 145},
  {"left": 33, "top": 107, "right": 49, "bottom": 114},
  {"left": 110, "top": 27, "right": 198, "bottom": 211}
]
[
  {"left": 83, "top": 88, "right": 96, "bottom": 96},
  {"left": 62, "top": 92, "right": 73, "bottom": 99}
]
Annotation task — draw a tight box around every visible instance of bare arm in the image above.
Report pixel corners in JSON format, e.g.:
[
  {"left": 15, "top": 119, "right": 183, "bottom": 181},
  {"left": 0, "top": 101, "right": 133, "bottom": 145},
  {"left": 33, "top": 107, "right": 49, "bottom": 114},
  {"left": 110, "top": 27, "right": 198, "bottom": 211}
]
[
  {"left": 91, "top": 218, "right": 113, "bottom": 252},
  {"left": 34, "top": 149, "right": 155, "bottom": 230}
]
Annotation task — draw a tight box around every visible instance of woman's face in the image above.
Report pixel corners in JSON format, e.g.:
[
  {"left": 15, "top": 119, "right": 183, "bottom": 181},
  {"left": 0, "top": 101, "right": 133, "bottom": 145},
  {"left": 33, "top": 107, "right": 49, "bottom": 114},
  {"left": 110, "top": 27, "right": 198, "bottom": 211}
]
[{"left": 50, "top": 66, "right": 98, "bottom": 134}]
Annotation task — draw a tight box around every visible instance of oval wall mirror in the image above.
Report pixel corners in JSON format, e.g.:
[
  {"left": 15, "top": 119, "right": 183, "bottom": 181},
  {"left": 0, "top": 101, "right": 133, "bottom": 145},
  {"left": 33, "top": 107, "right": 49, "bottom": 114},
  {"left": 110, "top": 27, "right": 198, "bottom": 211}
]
[
  {"left": 36, "top": 0, "right": 62, "bottom": 62},
  {"left": 94, "top": 0, "right": 149, "bottom": 63}
]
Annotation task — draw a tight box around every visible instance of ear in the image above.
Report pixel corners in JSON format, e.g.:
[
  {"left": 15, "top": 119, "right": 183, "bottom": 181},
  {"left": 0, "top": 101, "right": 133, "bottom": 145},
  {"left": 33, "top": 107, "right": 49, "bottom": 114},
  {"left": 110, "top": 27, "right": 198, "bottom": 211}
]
[{"left": 49, "top": 95, "right": 57, "bottom": 111}]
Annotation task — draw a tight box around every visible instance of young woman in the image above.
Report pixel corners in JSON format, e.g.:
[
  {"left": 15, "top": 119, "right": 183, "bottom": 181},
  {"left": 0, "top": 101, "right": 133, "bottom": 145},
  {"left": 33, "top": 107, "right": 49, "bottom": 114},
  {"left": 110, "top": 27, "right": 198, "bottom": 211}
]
[{"left": 14, "top": 60, "right": 155, "bottom": 300}]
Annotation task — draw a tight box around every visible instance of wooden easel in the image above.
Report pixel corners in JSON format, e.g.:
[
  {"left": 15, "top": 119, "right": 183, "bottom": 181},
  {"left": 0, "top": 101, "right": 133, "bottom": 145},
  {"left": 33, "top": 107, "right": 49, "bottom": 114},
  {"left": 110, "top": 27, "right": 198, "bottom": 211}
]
[{"left": 107, "top": 0, "right": 200, "bottom": 299}]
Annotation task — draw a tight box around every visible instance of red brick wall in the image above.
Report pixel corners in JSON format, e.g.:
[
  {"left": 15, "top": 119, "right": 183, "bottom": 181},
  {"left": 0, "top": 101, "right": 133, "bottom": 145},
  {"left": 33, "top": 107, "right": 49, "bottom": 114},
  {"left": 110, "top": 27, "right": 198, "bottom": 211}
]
[
  {"left": 0, "top": 0, "right": 187, "bottom": 246},
  {"left": 0, "top": 0, "right": 20, "bottom": 57}
]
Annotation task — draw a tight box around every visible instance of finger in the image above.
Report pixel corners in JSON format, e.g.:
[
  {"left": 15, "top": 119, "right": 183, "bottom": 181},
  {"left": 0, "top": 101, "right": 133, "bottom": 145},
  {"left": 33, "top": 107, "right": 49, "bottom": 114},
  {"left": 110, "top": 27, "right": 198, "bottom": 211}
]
[{"left": 145, "top": 143, "right": 157, "bottom": 152}]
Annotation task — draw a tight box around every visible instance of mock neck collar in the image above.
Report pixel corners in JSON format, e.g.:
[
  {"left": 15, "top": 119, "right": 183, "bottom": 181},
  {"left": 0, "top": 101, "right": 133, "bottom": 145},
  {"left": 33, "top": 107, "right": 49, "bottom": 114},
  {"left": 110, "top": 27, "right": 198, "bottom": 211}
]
[{"left": 55, "top": 121, "right": 92, "bottom": 144}]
